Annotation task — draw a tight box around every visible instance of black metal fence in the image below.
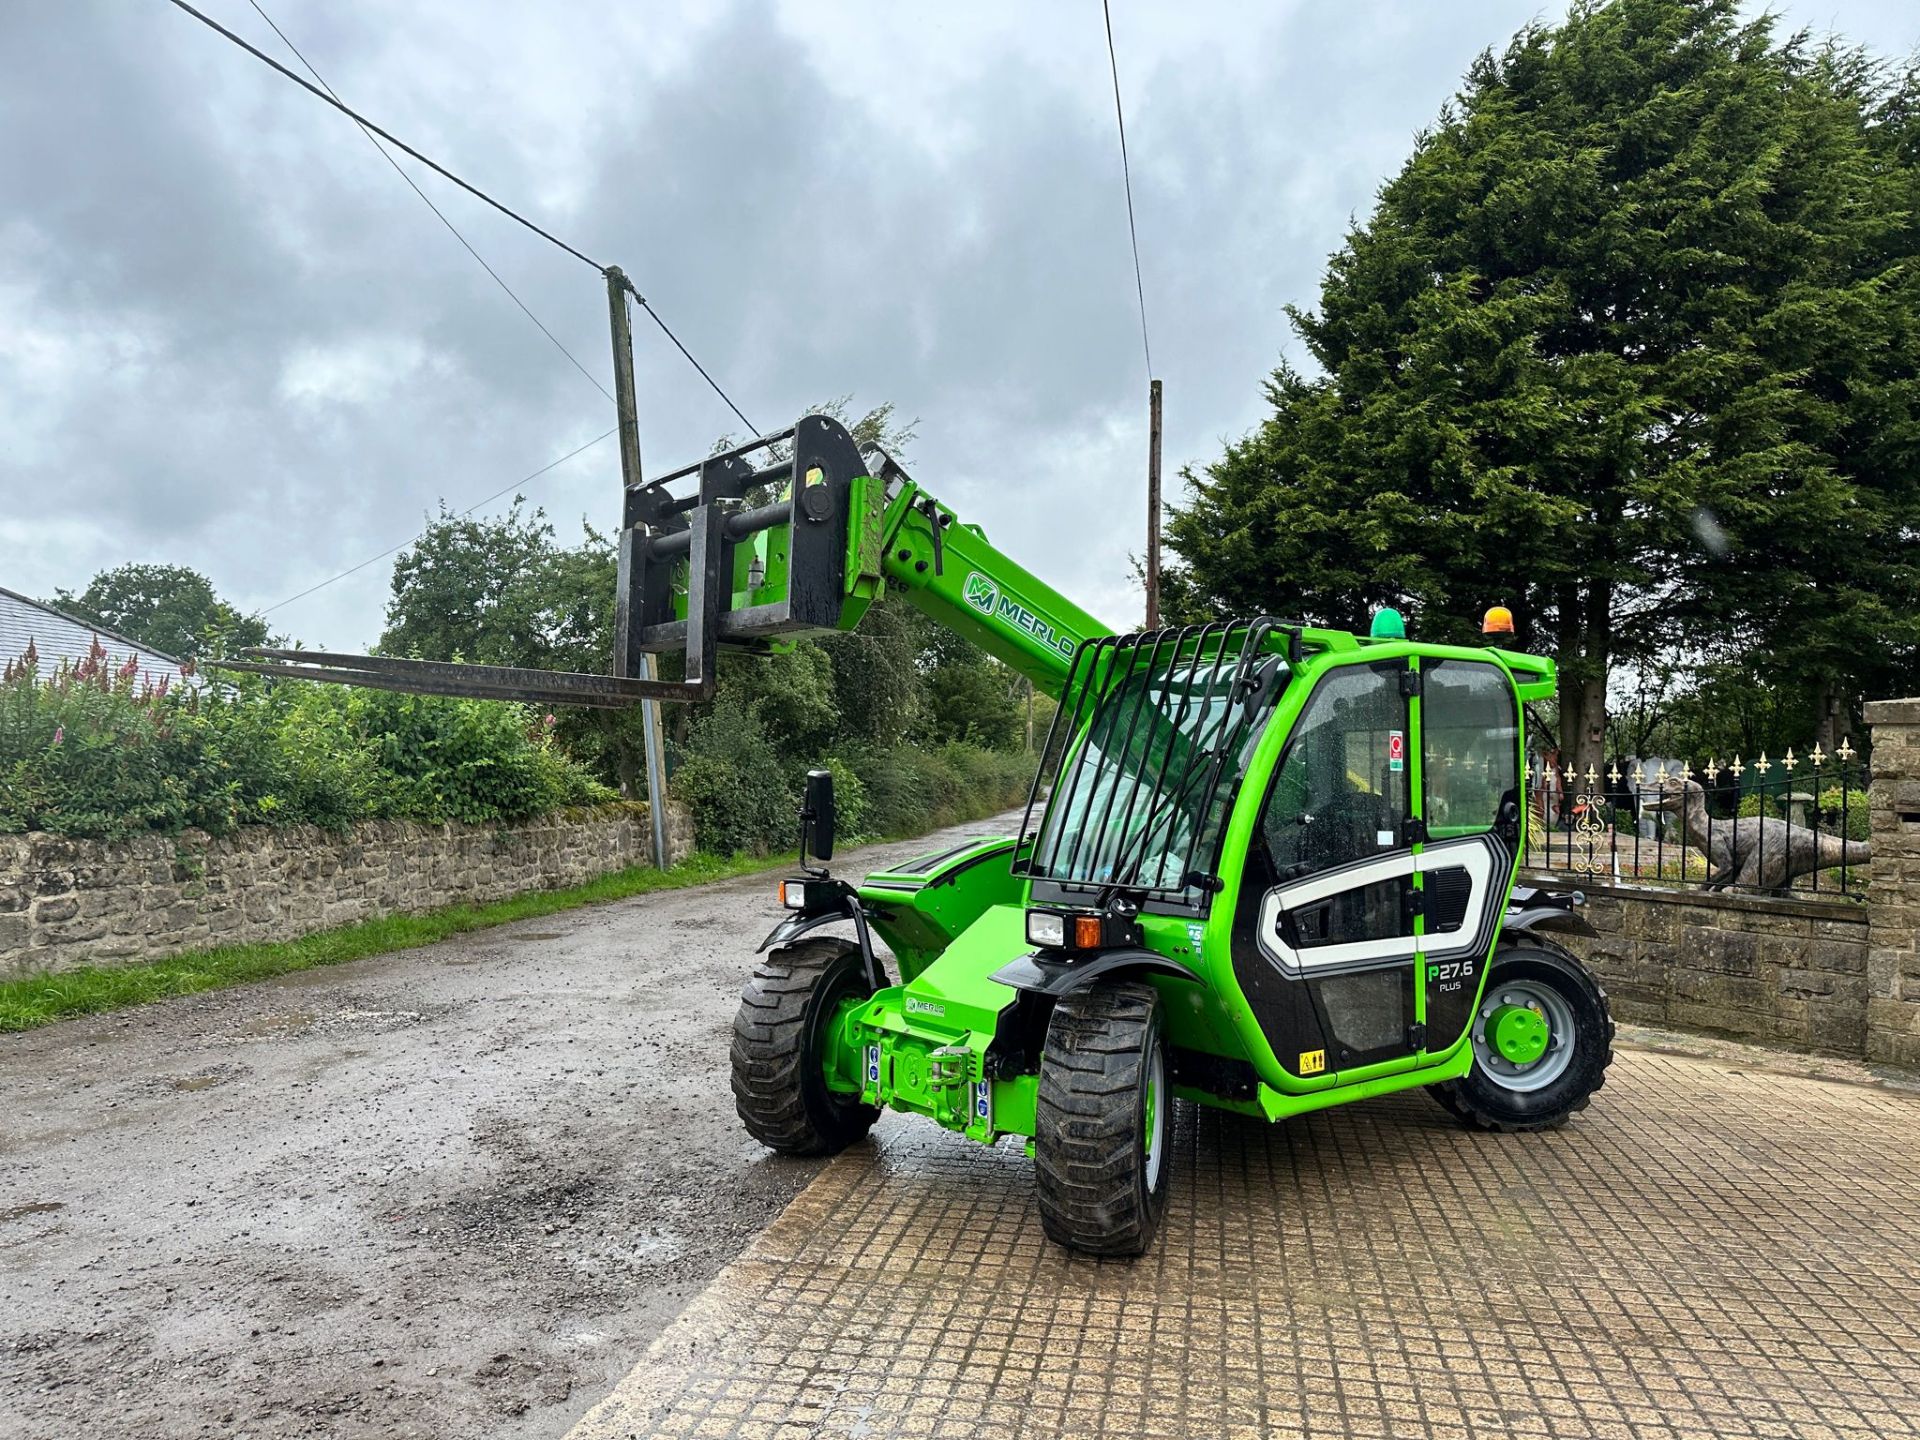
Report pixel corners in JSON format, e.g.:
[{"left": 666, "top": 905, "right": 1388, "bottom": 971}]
[{"left": 1523, "top": 742, "right": 1870, "bottom": 898}]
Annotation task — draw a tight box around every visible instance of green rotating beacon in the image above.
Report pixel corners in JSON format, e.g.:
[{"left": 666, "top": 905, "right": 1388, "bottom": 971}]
[{"left": 241, "top": 415, "right": 1613, "bottom": 1257}]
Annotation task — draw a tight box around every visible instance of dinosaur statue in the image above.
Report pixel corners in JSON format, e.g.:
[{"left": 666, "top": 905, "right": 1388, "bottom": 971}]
[{"left": 1644, "top": 776, "right": 1869, "bottom": 891}]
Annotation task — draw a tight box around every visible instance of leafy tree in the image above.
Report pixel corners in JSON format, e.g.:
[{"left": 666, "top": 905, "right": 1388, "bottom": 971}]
[
  {"left": 380, "top": 500, "right": 573, "bottom": 668},
  {"left": 55, "top": 563, "right": 270, "bottom": 660},
  {"left": 378, "top": 502, "right": 657, "bottom": 793},
  {"left": 1166, "top": 0, "right": 1920, "bottom": 778},
  {"left": 912, "top": 624, "right": 1025, "bottom": 751},
  {"left": 820, "top": 589, "right": 926, "bottom": 748}
]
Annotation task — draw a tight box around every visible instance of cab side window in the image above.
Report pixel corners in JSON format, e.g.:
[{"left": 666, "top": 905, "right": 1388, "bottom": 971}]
[
  {"left": 1421, "top": 661, "right": 1518, "bottom": 837},
  {"left": 1261, "top": 663, "right": 1408, "bottom": 881}
]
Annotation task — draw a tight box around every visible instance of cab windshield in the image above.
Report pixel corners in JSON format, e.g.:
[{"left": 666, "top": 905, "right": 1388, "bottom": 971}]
[{"left": 1025, "top": 628, "right": 1286, "bottom": 899}]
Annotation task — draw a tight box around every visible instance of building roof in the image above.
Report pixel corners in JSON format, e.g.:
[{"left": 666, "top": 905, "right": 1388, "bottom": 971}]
[{"left": 0, "top": 585, "right": 198, "bottom": 691}]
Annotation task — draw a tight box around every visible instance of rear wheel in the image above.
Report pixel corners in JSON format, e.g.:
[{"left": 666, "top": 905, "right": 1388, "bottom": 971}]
[
  {"left": 1034, "top": 981, "right": 1170, "bottom": 1257},
  {"left": 731, "top": 937, "right": 879, "bottom": 1155},
  {"left": 1428, "top": 939, "right": 1614, "bottom": 1132}
]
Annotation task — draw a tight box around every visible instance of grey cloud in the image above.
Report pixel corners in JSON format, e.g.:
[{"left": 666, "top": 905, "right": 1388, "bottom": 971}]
[{"left": 2, "top": 0, "right": 1914, "bottom": 646}]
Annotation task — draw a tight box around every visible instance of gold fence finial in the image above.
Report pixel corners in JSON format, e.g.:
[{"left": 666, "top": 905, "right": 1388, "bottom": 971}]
[{"left": 1704, "top": 758, "right": 1721, "bottom": 783}]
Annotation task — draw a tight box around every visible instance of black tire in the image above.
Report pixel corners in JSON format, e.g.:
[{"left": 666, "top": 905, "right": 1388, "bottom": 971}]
[
  {"left": 731, "top": 937, "right": 880, "bottom": 1156},
  {"left": 1428, "top": 938, "right": 1615, "bottom": 1132},
  {"left": 1033, "top": 981, "right": 1171, "bottom": 1257}
]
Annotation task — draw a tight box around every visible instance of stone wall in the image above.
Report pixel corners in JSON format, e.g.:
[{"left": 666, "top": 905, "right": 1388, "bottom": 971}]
[
  {"left": 0, "top": 802, "right": 693, "bottom": 979},
  {"left": 1864, "top": 698, "right": 1920, "bottom": 1067},
  {"left": 1517, "top": 877, "right": 1869, "bottom": 1054},
  {"left": 1514, "top": 692, "right": 1920, "bottom": 1065}
]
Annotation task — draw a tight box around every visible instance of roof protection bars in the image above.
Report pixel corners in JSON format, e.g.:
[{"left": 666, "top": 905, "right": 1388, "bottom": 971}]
[{"left": 220, "top": 413, "right": 873, "bottom": 707}]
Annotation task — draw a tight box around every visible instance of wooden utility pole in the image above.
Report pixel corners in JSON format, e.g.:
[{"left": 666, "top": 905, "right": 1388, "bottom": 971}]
[
  {"left": 605, "top": 266, "right": 671, "bottom": 871},
  {"left": 1145, "top": 378, "right": 1163, "bottom": 628}
]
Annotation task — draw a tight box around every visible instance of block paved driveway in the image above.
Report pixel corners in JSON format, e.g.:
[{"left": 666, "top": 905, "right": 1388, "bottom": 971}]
[{"left": 569, "top": 1043, "right": 1920, "bottom": 1440}]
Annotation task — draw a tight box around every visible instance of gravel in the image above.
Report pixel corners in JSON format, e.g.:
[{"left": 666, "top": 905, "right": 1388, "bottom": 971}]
[{"left": 0, "top": 814, "right": 1015, "bottom": 1440}]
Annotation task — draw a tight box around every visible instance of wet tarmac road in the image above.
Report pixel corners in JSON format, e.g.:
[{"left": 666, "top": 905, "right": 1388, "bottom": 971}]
[{"left": 0, "top": 815, "right": 1015, "bottom": 1440}]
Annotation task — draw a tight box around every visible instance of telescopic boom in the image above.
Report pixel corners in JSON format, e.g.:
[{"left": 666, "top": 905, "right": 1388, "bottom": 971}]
[{"left": 224, "top": 416, "right": 1109, "bottom": 705}]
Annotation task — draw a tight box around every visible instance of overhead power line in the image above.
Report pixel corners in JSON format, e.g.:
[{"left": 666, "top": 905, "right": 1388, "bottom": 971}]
[
  {"left": 1101, "top": 0, "right": 1153, "bottom": 379},
  {"left": 260, "top": 428, "right": 618, "bottom": 615},
  {"left": 618, "top": 280, "right": 756, "bottom": 434},
  {"left": 161, "top": 0, "right": 768, "bottom": 618},
  {"left": 166, "top": 0, "right": 601, "bottom": 270},
  {"left": 242, "top": 0, "right": 612, "bottom": 404},
  {"left": 169, "top": 0, "right": 755, "bottom": 430}
]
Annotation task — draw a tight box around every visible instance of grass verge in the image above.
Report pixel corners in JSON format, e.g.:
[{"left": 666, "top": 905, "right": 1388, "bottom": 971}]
[{"left": 0, "top": 850, "right": 785, "bottom": 1034}]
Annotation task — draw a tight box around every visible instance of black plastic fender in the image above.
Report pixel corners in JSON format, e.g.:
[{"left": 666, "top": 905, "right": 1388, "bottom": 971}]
[
  {"left": 1501, "top": 887, "right": 1600, "bottom": 940},
  {"left": 758, "top": 900, "right": 886, "bottom": 990},
  {"left": 1503, "top": 906, "right": 1599, "bottom": 939},
  {"left": 990, "top": 947, "right": 1199, "bottom": 997}
]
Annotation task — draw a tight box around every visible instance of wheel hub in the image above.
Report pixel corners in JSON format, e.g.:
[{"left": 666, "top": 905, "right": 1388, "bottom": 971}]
[
  {"left": 1488, "top": 1002, "right": 1550, "bottom": 1066},
  {"left": 1471, "top": 978, "right": 1577, "bottom": 1093}
]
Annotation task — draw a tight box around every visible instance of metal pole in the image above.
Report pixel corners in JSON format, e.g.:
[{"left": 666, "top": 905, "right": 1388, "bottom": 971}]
[
  {"left": 1145, "top": 377, "right": 1163, "bottom": 629},
  {"left": 607, "top": 266, "right": 672, "bottom": 871}
]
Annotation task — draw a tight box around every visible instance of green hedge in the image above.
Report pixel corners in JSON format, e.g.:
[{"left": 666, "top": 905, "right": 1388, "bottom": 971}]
[
  {"left": 2, "top": 642, "right": 1031, "bottom": 854},
  {"left": 0, "top": 647, "right": 612, "bottom": 840}
]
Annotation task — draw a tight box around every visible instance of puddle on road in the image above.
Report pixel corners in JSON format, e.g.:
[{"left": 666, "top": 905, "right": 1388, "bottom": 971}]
[
  {"left": 626, "top": 1229, "right": 685, "bottom": 1263},
  {"left": 443, "top": 931, "right": 567, "bottom": 963},
  {"left": 130, "top": 1061, "right": 251, "bottom": 1096},
  {"left": 235, "top": 1012, "right": 315, "bottom": 1039},
  {"left": 225, "top": 1006, "right": 429, "bottom": 1042},
  {"left": 1, "top": 1201, "right": 66, "bottom": 1223}
]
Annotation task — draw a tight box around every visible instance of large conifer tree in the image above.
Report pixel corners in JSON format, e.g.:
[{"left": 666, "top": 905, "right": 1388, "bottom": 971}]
[{"left": 1167, "top": 0, "right": 1920, "bottom": 771}]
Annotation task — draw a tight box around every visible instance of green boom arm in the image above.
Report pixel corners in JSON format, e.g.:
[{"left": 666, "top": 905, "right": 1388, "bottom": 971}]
[{"left": 871, "top": 473, "right": 1108, "bottom": 697}]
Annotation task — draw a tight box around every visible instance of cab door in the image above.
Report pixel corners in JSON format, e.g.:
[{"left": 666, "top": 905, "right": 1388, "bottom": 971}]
[
  {"left": 1231, "top": 659, "right": 1424, "bottom": 1080},
  {"left": 1415, "top": 659, "right": 1522, "bottom": 1050}
]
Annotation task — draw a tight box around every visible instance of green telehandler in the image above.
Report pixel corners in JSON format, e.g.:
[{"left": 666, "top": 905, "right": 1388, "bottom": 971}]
[{"left": 237, "top": 413, "right": 1613, "bottom": 1257}]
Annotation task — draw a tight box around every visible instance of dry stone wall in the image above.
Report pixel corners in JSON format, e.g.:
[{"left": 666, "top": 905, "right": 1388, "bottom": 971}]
[
  {"left": 1517, "top": 877, "right": 1869, "bottom": 1055},
  {"left": 0, "top": 802, "right": 692, "bottom": 979}
]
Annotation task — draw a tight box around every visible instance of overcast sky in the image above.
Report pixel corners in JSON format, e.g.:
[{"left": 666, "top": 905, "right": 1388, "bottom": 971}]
[{"left": 3, "top": 1, "right": 1915, "bottom": 651}]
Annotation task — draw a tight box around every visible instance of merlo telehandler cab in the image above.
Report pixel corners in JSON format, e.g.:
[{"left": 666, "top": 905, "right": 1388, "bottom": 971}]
[{"left": 234, "top": 416, "right": 1613, "bottom": 1258}]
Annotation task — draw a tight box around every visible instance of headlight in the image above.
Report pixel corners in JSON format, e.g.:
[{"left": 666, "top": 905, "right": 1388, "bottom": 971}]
[
  {"left": 1026, "top": 911, "right": 1066, "bottom": 948},
  {"left": 1025, "top": 907, "right": 1143, "bottom": 951},
  {"left": 779, "top": 880, "right": 807, "bottom": 909}
]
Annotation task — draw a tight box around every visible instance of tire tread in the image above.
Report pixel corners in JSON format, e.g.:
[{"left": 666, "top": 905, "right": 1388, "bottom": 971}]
[
  {"left": 1429, "top": 938, "right": 1615, "bottom": 1133},
  {"left": 1033, "top": 982, "right": 1166, "bottom": 1257},
  {"left": 730, "top": 938, "right": 878, "bottom": 1156}
]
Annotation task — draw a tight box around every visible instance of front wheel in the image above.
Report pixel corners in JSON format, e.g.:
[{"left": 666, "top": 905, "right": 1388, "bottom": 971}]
[
  {"left": 1033, "top": 981, "right": 1170, "bottom": 1257},
  {"left": 1428, "top": 940, "right": 1615, "bottom": 1132},
  {"left": 731, "top": 937, "right": 879, "bottom": 1155}
]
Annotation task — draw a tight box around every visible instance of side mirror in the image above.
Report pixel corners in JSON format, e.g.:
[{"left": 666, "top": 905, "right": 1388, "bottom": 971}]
[{"left": 801, "top": 769, "right": 837, "bottom": 865}]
